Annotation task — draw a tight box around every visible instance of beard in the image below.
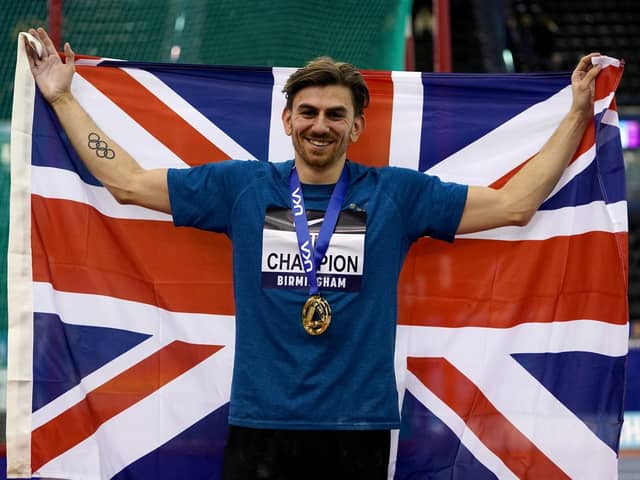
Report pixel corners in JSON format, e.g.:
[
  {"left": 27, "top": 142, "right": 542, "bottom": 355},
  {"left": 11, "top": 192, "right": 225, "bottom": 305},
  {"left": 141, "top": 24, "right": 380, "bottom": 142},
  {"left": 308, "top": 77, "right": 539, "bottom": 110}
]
[{"left": 292, "top": 134, "right": 349, "bottom": 171}]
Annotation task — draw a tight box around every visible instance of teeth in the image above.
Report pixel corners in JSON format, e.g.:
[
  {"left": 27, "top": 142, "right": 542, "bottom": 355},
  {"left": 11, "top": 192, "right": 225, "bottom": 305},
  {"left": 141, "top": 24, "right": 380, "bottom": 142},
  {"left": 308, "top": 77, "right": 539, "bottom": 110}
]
[{"left": 308, "top": 139, "right": 330, "bottom": 147}]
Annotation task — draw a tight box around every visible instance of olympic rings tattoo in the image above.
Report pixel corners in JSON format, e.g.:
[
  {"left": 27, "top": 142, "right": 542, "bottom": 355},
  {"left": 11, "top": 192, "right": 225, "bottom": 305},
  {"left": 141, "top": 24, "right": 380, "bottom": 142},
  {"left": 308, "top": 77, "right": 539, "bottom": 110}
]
[{"left": 87, "top": 132, "right": 116, "bottom": 160}]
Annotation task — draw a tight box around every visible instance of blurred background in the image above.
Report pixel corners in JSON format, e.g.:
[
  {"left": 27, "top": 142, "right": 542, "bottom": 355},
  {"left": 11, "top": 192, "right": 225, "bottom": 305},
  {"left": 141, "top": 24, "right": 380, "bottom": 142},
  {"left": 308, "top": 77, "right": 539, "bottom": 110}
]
[{"left": 0, "top": 0, "right": 638, "bottom": 476}]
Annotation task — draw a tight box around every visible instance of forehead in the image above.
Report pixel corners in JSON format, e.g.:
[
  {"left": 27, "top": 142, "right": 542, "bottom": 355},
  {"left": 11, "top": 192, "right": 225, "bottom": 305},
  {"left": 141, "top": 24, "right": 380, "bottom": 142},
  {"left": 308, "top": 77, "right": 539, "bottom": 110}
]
[{"left": 291, "top": 85, "right": 355, "bottom": 112}]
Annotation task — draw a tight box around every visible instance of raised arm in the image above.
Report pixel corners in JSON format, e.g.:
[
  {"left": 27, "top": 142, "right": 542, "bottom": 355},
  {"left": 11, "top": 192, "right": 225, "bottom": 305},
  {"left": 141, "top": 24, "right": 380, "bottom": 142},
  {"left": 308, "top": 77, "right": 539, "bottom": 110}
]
[
  {"left": 25, "top": 27, "right": 171, "bottom": 214},
  {"left": 456, "top": 53, "right": 602, "bottom": 234}
]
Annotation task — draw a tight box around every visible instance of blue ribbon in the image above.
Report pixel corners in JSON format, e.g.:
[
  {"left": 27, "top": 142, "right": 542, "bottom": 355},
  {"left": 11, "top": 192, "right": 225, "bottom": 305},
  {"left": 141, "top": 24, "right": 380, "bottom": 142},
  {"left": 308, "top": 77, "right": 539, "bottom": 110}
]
[{"left": 289, "top": 165, "right": 350, "bottom": 296}]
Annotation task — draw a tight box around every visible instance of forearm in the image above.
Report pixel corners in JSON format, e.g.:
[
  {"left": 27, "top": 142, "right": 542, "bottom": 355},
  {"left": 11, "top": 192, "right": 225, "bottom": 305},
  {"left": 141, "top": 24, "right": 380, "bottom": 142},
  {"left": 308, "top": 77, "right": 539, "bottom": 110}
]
[
  {"left": 457, "top": 53, "right": 600, "bottom": 235},
  {"left": 50, "top": 91, "right": 143, "bottom": 203},
  {"left": 28, "top": 27, "right": 170, "bottom": 212},
  {"left": 501, "top": 109, "right": 591, "bottom": 223}
]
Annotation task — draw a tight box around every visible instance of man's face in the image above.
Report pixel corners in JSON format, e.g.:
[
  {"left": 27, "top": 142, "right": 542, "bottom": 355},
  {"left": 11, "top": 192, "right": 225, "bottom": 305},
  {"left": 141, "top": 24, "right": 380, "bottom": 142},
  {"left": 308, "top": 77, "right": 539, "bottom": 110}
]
[{"left": 282, "top": 85, "right": 364, "bottom": 172}]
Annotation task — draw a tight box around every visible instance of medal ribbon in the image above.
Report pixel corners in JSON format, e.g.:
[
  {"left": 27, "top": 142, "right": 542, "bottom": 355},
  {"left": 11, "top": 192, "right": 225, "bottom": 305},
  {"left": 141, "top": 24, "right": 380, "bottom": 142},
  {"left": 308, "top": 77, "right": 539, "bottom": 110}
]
[{"left": 289, "top": 164, "right": 350, "bottom": 296}]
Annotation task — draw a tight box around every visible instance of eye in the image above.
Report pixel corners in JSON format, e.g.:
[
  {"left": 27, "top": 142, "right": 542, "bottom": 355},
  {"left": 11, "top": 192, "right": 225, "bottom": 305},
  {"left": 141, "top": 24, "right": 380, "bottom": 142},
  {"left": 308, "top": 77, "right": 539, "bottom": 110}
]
[
  {"left": 299, "top": 109, "right": 316, "bottom": 118},
  {"left": 327, "top": 110, "right": 346, "bottom": 120}
]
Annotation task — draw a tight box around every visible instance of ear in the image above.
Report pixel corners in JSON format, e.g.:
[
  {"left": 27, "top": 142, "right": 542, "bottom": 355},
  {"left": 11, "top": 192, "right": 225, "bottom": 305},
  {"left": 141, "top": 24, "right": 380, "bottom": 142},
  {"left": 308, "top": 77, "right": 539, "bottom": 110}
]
[
  {"left": 281, "top": 107, "right": 293, "bottom": 136},
  {"left": 349, "top": 114, "right": 365, "bottom": 143}
]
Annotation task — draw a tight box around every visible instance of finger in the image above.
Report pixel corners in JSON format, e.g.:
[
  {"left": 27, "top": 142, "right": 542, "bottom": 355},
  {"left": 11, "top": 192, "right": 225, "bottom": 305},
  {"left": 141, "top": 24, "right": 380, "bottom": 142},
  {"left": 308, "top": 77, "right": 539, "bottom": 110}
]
[
  {"left": 36, "top": 27, "right": 58, "bottom": 57},
  {"left": 27, "top": 28, "right": 40, "bottom": 43},
  {"left": 575, "top": 52, "right": 601, "bottom": 73},
  {"left": 24, "top": 31, "right": 44, "bottom": 60},
  {"left": 64, "top": 42, "right": 76, "bottom": 69},
  {"left": 583, "top": 63, "right": 602, "bottom": 83},
  {"left": 24, "top": 32, "right": 44, "bottom": 67},
  {"left": 23, "top": 37, "right": 37, "bottom": 68}
]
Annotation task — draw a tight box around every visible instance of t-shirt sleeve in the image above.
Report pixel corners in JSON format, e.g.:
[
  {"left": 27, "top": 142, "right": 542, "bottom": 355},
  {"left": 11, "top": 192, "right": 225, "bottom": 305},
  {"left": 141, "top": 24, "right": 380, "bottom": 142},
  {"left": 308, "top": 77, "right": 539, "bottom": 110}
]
[
  {"left": 167, "top": 160, "right": 250, "bottom": 232},
  {"left": 388, "top": 167, "right": 468, "bottom": 243}
]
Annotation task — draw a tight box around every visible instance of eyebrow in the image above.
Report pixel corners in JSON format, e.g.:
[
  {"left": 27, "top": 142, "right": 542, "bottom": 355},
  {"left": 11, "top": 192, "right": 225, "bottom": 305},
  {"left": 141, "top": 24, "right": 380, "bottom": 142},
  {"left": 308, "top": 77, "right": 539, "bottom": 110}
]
[{"left": 296, "top": 103, "right": 349, "bottom": 114}]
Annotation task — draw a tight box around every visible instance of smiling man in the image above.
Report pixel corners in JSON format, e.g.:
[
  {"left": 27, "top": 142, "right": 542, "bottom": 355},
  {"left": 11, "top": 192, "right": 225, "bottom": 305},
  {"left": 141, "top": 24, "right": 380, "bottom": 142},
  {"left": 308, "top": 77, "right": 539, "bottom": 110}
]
[
  {"left": 25, "top": 26, "right": 602, "bottom": 479},
  {"left": 282, "top": 60, "right": 366, "bottom": 184}
]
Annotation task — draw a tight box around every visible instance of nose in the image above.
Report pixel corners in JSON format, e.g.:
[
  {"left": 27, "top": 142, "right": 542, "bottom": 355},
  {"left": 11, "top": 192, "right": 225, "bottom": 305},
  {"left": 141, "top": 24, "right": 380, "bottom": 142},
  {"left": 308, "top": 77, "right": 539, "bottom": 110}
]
[{"left": 310, "top": 114, "right": 330, "bottom": 135}]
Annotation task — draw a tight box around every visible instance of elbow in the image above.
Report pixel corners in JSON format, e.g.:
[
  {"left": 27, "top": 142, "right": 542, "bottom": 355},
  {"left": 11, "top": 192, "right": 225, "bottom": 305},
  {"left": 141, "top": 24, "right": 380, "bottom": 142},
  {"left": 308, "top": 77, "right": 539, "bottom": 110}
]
[
  {"left": 112, "top": 190, "right": 135, "bottom": 205},
  {"left": 106, "top": 180, "right": 138, "bottom": 205},
  {"left": 500, "top": 188, "right": 537, "bottom": 227},
  {"left": 105, "top": 169, "right": 144, "bottom": 205},
  {"left": 508, "top": 208, "right": 536, "bottom": 227}
]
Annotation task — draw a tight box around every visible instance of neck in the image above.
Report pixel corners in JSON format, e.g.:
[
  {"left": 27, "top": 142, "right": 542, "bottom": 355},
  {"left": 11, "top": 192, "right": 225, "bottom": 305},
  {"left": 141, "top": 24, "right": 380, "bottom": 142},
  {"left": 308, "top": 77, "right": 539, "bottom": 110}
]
[{"left": 294, "top": 158, "right": 346, "bottom": 185}]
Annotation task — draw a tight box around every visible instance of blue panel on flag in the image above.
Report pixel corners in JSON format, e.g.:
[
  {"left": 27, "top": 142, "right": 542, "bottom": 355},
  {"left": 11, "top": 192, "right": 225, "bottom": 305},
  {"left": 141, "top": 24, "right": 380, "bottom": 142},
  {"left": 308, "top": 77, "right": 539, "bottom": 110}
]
[
  {"left": 31, "top": 91, "right": 101, "bottom": 186},
  {"left": 625, "top": 347, "right": 640, "bottom": 410},
  {"left": 395, "top": 392, "right": 497, "bottom": 479},
  {"left": 32, "top": 312, "right": 151, "bottom": 411},
  {"left": 141, "top": 64, "right": 274, "bottom": 161},
  {"left": 541, "top": 136, "right": 627, "bottom": 210},
  {"left": 113, "top": 403, "right": 229, "bottom": 479},
  {"left": 419, "top": 73, "right": 570, "bottom": 172},
  {"left": 512, "top": 351, "right": 625, "bottom": 452},
  {"left": 595, "top": 118, "right": 627, "bottom": 203},
  {"left": 540, "top": 161, "right": 604, "bottom": 209}
]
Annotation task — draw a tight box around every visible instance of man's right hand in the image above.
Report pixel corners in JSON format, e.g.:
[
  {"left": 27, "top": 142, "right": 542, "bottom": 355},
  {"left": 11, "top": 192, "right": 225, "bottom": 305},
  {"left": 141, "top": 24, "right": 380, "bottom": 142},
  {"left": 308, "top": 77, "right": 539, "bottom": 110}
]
[
  {"left": 24, "top": 27, "right": 76, "bottom": 106},
  {"left": 23, "top": 27, "right": 172, "bottom": 214}
]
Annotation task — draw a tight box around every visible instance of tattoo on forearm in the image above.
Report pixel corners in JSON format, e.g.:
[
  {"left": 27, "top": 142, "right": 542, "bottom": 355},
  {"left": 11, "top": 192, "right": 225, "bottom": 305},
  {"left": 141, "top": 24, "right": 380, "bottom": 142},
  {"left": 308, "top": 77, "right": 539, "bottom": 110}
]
[{"left": 87, "top": 132, "right": 116, "bottom": 159}]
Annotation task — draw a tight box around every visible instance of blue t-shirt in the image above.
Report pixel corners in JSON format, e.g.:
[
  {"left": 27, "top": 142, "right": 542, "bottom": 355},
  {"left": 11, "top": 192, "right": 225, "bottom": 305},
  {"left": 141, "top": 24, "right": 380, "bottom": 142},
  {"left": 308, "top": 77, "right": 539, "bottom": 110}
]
[{"left": 168, "top": 159, "right": 467, "bottom": 430}]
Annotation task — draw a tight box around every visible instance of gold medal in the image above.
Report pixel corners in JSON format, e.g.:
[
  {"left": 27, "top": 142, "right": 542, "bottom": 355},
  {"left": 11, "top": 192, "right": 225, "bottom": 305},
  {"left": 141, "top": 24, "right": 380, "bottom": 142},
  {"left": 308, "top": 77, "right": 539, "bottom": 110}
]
[{"left": 301, "top": 295, "right": 332, "bottom": 335}]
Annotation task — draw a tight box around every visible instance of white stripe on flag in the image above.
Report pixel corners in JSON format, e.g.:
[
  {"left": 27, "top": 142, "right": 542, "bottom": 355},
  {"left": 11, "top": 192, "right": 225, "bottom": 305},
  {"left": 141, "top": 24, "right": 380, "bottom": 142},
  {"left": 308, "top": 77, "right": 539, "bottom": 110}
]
[
  {"left": 401, "top": 322, "right": 628, "bottom": 365},
  {"left": 32, "top": 165, "right": 172, "bottom": 221},
  {"left": 75, "top": 58, "right": 121, "bottom": 66},
  {"left": 504, "top": 320, "right": 628, "bottom": 356},
  {"left": 122, "top": 67, "right": 256, "bottom": 160},
  {"left": 7, "top": 32, "right": 37, "bottom": 478},
  {"left": 32, "top": 282, "right": 236, "bottom": 344},
  {"left": 601, "top": 108, "right": 619, "bottom": 127},
  {"left": 426, "top": 86, "right": 573, "bottom": 185},
  {"left": 389, "top": 71, "right": 423, "bottom": 170},
  {"left": 592, "top": 56, "right": 622, "bottom": 69},
  {"left": 457, "top": 200, "right": 627, "bottom": 240},
  {"left": 269, "top": 67, "right": 296, "bottom": 162}
]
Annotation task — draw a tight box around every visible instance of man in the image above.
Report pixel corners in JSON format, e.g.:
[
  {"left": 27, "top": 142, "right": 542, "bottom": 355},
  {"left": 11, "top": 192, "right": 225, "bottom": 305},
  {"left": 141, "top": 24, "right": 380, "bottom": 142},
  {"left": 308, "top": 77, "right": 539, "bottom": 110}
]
[{"left": 25, "top": 27, "right": 601, "bottom": 479}]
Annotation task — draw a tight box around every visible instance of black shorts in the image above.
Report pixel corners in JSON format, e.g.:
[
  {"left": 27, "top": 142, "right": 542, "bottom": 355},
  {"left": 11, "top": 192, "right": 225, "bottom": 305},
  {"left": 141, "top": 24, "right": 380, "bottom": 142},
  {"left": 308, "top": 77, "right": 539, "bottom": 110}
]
[{"left": 221, "top": 425, "right": 391, "bottom": 480}]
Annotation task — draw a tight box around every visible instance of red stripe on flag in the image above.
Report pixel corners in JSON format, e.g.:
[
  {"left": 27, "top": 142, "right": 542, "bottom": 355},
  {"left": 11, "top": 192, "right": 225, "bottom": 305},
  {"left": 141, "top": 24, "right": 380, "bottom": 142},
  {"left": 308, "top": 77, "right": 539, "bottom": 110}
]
[
  {"left": 398, "top": 232, "right": 628, "bottom": 327},
  {"left": 408, "top": 357, "right": 571, "bottom": 479},
  {"left": 348, "top": 71, "right": 394, "bottom": 168},
  {"left": 31, "top": 341, "right": 223, "bottom": 472},
  {"left": 595, "top": 64, "right": 624, "bottom": 102},
  {"left": 77, "top": 66, "right": 230, "bottom": 166},
  {"left": 31, "top": 196, "right": 235, "bottom": 314}
]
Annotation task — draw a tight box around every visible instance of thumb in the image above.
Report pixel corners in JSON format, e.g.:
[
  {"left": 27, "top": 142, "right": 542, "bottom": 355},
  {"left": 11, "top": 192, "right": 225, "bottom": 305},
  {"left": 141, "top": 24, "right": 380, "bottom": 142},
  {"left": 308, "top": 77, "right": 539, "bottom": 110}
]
[{"left": 64, "top": 42, "right": 76, "bottom": 70}]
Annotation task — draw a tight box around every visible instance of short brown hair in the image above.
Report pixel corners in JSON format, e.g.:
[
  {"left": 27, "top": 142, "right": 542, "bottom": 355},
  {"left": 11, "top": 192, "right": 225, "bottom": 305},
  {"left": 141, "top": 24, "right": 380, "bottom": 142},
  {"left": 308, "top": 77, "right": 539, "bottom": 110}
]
[{"left": 282, "top": 57, "right": 370, "bottom": 116}]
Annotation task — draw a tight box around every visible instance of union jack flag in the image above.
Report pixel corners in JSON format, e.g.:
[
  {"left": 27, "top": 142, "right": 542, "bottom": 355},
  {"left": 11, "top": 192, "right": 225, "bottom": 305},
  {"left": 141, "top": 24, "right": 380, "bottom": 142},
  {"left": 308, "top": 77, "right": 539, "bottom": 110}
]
[{"left": 7, "top": 34, "right": 627, "bottom": 479}]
